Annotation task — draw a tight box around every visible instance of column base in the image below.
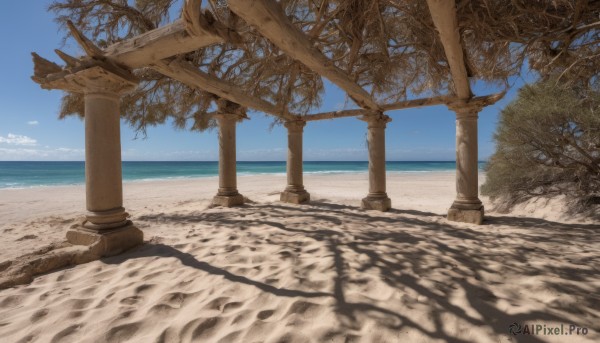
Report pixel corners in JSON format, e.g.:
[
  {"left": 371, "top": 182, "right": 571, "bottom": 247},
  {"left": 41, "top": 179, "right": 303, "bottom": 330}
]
[
  {"left": 66, "top": 221, "right": 143, "bottom": 257},
  {"left": 213, "top": 193, "right": 245, "bottom": 207},
  {"left": 84, "top": 207, "right": 129, "bottom": 230},
  {"left": 447, "top": 206, "right": 485, "bottom": 224},
  {"left": 361, "top": 195, "right": 391, "bottom": 211},
  {"left": 280, "top": 190, "right": 310, "bottom": 204}
]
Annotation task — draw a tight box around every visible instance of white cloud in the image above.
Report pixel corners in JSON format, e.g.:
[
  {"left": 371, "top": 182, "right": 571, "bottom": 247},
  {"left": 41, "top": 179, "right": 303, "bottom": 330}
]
[
  {"left": 0, "top": 146, "right": 84, "bottom": 160},
  {"left": 27, "top": 120, "right": 39, "bottom": 126},
  {"left": 0, "top": 133, "right": 37, "bottom": 146}
]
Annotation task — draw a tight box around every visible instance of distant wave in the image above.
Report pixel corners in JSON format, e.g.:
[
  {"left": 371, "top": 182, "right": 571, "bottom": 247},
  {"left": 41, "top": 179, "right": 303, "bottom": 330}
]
[{"left": 0, "top": 161, "right": 483, "bottom": 189}]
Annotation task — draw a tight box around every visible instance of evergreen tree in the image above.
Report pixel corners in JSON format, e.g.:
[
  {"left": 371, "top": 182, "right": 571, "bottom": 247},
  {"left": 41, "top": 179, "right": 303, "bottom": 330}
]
[{"left": 481, "top": 80, "right": 600, "bottom": 211}]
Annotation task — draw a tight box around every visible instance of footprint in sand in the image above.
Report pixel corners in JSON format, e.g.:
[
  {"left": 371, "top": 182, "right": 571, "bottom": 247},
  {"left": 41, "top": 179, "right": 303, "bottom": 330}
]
[
  {"left": 105, "top": 322, "right": 141, "bottom": 342},
  {"left": 222, "top": 301, "right": 243, "bottom": 313},
  {"left": 181, "top": 317, "right": 223, "bottom": 341},
  {"left": 65, "top": 298, "right": 93, "bottom": 311},
  {"left": 278, "top": 250, "right": 295, "bottom": 259},
  {"left": 16, "top": 334, "right": 37, "bottom": 343},
  {"left": 205, "top": 296, "right": 230, "bottom": 310},
  {"left": 155, "top": 327, "right": 180, "bottom": 343},
  {"left": 134, "top": 283, "right": 156, "bottom": 295},
  {"left": 285, "top": 300, "right": 323, "bottom": 318},
  {"left": 231, "top": 310, "right": 254, "bottom": 326},
  {"left": 50, "top": 324, "right": 83, "bottom": 343},
  {"left": 159, "top": 292, "right": 192, "bottom": 309},
  {"left": 256, "top": 309, "right": 275, "bottom": 320},
  {"left": 0, "top": 295, "right": 24, "bottom": 307},
  {"left": 76, "top": 285, "right": 98, "bottom": 297},
  {"left": 67, "top": 310, "right": 85, "bottom": 319},
  {"left": 38, "top": 292, "right": 51, "bottom": 301},
  {"left": 271, "top": 332, "right": 313, "bottom": 343},
  {"left": 224, "top": 245, "right": 241, "bottom": 253},
  {"left": 15, "top": 235, "right": 37, "bottom": 241},
  {"left": 120, "top": 295, "right": 143, "bottom": 306},
  {"left": 217, "top": 330, "right": 243, "bottom": 343}
]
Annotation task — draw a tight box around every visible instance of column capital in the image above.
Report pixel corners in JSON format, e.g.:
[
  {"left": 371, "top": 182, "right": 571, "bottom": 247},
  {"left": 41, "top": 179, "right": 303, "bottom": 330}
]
[
  {"left": 217, "top": 99, "right": 247, "bottom": 115},
  {"left": 447, "top": 99, "right": 484, "bottom": 118},
  {"left": 359, "top": 113, "right": 392, "bottom": 128},
  {"left": 43, "top": 65, "right": 137, "bottom": 96},
  {"left": 215, "top": 99, "right": 248, "bottom": 122},
  {"left": 213, "top": 113, "right": 248, "bottom": 122},
  {"left": 284, "top": 119, "right": 306, "bottom": 132}
]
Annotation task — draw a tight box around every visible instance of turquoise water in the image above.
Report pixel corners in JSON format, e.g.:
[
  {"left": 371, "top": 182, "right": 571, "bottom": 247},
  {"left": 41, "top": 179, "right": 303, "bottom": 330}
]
[{"left": 0, "top": 161, "right": 486, "bottom": 189}]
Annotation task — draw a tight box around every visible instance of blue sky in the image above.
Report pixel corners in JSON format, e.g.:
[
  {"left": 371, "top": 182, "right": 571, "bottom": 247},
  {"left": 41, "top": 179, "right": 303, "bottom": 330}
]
[{"left": 0, "top": 1, "right": 531, "bottom": 162}]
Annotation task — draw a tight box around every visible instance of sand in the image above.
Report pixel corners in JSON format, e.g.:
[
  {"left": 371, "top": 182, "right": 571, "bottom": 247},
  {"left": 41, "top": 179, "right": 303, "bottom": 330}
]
[{"left": 0, "top": 172, "right": 598, "bottom": 342}]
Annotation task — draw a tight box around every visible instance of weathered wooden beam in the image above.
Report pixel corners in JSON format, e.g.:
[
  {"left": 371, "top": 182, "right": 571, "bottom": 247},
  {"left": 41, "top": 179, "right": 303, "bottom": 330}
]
[
  {"left": 469, "top": 92, "right": 505, "bottom": 107},
  {"left": 382, "top": 95, "right": 451, "bottom": 111},
  {"left": 426, "top": 0, "right": 472, "bottom": 100},
  {"left": 31, "top": 55, "right": 138, "bottom": 93},
  {"left": 302, "top": 93, "right": 505, "bottom": 122},
  {"left": 183, "top": 0, "right": 243, "bottom": 45},
  {"left": 103, "top": 0, "right": 242, "bottom": 69},
  {"left": 302, "top": 109, "right": 372, "bottom": 122},
  {"left": 151, "top": 59, "right": 298, "bottom": 121},
  {"left": 103, "top": 19, "right": 222, "bottom": 69},
  {"left": 228, "top": 0, "right": 381, "bottom": 111},
  {"left": 54, "top": 49, "right": 81, "bottom": 68},
  {"left": 66, "top": 20, "right": 104, "bottom": 58},
  {"left": 31, "top": 53, "right": 62, "bottom": 80},
  {"left": 303, "top": 96, "right": 450, "bottom": 121}
]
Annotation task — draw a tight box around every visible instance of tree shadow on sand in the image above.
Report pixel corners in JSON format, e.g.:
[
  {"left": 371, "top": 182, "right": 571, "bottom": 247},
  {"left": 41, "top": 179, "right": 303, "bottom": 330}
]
[{"left": 113, "top": 201, "right": 599, "bottom": 342}]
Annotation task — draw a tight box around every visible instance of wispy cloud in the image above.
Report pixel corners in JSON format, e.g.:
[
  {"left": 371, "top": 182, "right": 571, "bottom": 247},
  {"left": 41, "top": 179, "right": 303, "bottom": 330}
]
[
  {"left": 0, "top": 133, "right": 37, "bottom": 146},
  {"left": 0, "top": 146, "right": 83, "bottom": 160},
  {"left": 27, "top": 120, "right": 39, "bottom": 126}
]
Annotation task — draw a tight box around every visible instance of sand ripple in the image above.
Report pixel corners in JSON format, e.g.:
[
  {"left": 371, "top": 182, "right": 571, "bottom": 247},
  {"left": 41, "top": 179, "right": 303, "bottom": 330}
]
[{"left": 1, "top": 202, "right": 599, "bottom": 342}]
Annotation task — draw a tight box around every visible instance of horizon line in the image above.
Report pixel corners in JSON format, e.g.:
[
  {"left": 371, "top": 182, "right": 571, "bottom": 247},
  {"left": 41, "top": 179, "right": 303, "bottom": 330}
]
[{"left": 0, "top": 160, "right": 488, "bottom": 163}]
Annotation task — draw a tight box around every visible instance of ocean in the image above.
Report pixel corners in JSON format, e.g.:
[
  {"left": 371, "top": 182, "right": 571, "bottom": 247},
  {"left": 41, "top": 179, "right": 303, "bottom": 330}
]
[{"left": 0, "top": 161, "right": 486, "bottom": 189}]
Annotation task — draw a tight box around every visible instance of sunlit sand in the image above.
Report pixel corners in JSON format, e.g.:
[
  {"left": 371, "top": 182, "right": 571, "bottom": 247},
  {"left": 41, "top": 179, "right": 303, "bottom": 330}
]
[{"left": 1, "top": 172, "right": 598, "bottom": 342}]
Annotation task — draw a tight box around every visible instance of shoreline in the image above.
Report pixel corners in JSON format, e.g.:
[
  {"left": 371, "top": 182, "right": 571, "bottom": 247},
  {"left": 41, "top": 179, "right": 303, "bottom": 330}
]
[
  {"left": 0, "top": 169, "right": 466, "bottom": 190},
  {"left": 0, "top": 171, "right": 460, "bottom": 258},
  {"left": 3, "top": 170, "right": 593, "bottom": 251}
]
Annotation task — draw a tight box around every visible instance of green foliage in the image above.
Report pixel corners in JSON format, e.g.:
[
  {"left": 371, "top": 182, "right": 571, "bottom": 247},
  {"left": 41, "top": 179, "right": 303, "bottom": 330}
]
[{"left": 481, "top": 80, "right": 600, "bottom": 211}]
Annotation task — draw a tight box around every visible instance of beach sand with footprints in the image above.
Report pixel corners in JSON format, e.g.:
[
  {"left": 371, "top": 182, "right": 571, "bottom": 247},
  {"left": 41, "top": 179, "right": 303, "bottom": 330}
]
[{"left": 0, "top": 172, "right": 598, "bottom": 342}]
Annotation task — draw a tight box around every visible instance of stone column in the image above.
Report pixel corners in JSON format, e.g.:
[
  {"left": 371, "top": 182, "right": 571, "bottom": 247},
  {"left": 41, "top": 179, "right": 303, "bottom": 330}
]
[
  {"left": 280, "top": 120, "right": 310, "bottom": 204},
  {"left": 360, "top": 113, "right": 392, "bottom": 211},
  {"left": 447, "top": 102, "right": 484, "bottom": 224},
  {"left": 212, "top": 103, "right": 246, "bottom": 207},
  {"left": 65, "top": 66, "right": 143, "bottom": 255}
]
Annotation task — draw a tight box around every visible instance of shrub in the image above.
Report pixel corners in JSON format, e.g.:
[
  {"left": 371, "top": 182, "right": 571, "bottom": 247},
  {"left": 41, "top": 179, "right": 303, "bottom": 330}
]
[{"left": 481, "top": 80, "right": 600, "bottom": 212}]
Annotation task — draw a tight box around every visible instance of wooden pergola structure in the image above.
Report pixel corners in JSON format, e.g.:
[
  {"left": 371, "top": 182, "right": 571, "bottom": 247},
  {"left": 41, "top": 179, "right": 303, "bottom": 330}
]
[{"left": 32, "top": 0, "right": 504, "bottom": 255}]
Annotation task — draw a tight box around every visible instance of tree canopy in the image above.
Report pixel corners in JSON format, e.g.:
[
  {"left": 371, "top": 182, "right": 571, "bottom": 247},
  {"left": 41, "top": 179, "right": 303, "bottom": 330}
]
[
  {"left": 481, "top": 79, "right": 600, "bottom": 211},
  {"left": 47, "top": 0, "right": 600, "bottom": 133}
]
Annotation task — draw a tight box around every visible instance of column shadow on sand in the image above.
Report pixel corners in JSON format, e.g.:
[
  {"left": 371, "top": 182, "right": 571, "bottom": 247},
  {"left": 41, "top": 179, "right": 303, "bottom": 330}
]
[{"left": 117, "top": 201, "right": 599, "bottom": 342}]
